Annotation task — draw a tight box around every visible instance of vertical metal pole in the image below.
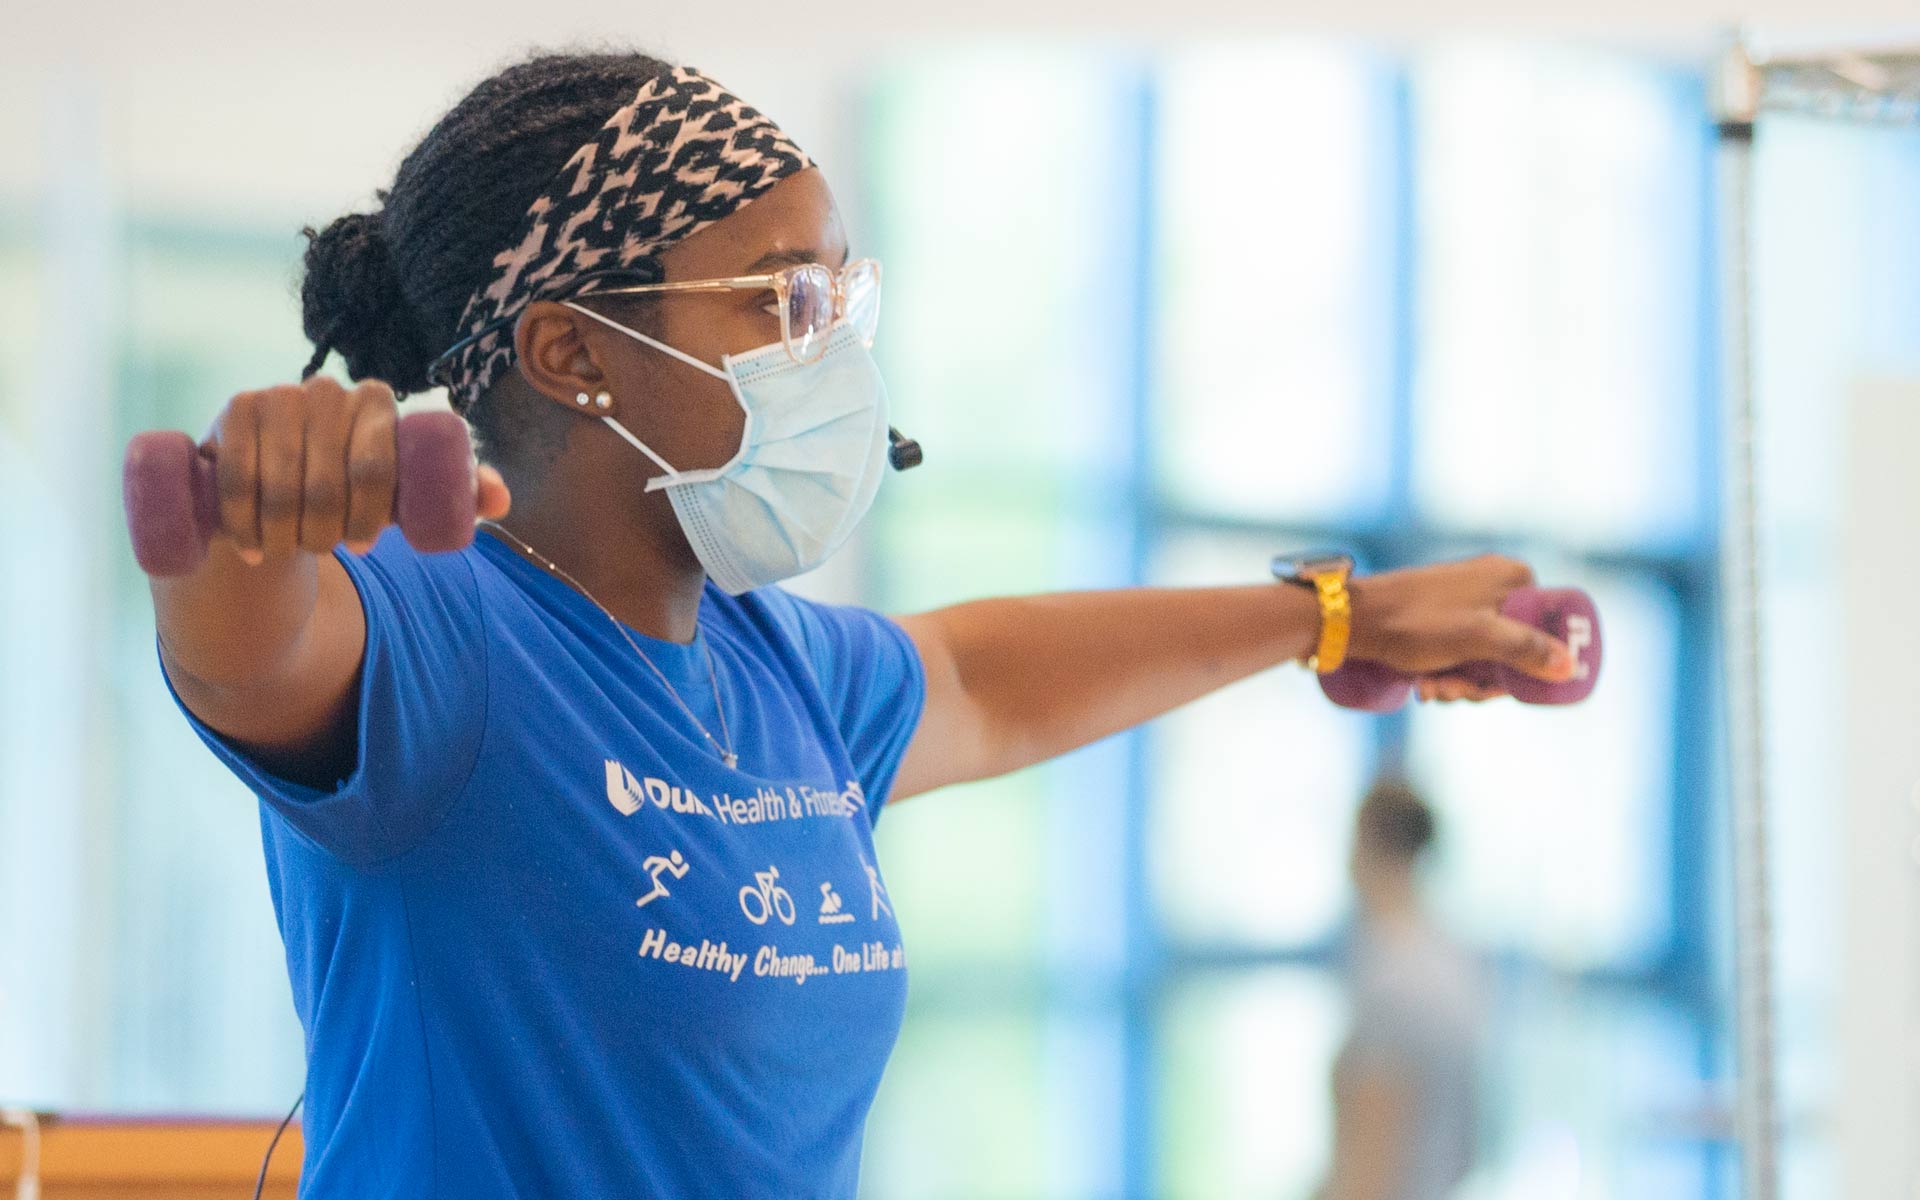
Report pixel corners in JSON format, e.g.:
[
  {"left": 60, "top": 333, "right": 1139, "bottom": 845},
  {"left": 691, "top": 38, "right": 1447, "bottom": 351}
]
[
  {"left": 1712, "top": 39, "right": 1780, "bottom": 1200},
  {"left": 1120, "top": 68, "right": 1162, "bottom": 1199}
]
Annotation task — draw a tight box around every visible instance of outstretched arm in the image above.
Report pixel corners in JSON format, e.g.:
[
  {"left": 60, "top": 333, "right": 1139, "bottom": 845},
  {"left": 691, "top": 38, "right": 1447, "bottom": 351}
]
[
  {"left": 888, "top": 555, "right": 1577, "bottom": 802},
  {"left": 151, "top": 376, "right": 509, "bottom": 788}
]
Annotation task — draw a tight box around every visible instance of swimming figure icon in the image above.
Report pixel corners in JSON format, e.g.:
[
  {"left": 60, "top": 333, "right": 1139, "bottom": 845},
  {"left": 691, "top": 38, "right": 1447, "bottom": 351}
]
[{"left": 818, "top": 881, "right": 855, "bottom": 924}]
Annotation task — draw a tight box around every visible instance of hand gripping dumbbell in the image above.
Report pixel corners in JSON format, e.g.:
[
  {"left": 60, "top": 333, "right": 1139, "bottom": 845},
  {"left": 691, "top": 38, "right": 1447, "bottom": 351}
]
[
  {"left": 1319, "top": 587, "right": 1603, "bottom": 713},
  {"left": 123, "top": 410, "right": 478, "bottom": 577}
]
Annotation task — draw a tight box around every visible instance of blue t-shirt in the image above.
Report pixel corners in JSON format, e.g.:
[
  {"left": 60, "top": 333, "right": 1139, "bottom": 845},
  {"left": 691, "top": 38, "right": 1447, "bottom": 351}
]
[{"left": 156, "top": 525, "right": 928, "bottom": 1199}]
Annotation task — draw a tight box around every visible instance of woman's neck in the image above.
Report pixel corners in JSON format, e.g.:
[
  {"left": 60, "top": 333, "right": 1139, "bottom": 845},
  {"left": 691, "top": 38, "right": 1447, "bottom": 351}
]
[{"left": 487, "top": 452, "right": 708, "bottom": 645}]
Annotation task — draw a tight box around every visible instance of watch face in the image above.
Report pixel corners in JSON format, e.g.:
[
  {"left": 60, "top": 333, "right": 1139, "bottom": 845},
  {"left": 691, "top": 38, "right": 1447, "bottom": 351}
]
[{"left": 1271, "top": 550, "right": 1355, "bottom": 582}]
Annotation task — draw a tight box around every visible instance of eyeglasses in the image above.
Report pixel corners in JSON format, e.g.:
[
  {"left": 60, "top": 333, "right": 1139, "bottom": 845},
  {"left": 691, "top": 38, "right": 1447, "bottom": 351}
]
[
  {"left": 586, "top": 257, "right": 882, "bottom": 367},
  {"left": 425, "top": 258, "right": 883, "bottom": 390}
]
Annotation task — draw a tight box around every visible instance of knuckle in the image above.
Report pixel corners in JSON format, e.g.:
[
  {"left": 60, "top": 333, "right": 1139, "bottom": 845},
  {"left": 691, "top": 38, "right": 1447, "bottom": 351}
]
[
  {"left": 302, "top": 373, "right": 347, "bottom": 399},
  {"left": 258, "top": 480, "right": 301, "bottom": 519},
  {"left": 353, "top": 378, "right": 397, "bottom": 408},
  {"left": 353, "top": 409, "right": 397, "bottom": 450},
  {"left": 216, "top": 453, "right": 251, "bottom": 497},
  {"left": 257, "top": 387, "right": 303, "bottom": 427},
  {"left": 348, "top": 451, "right": 396, "bottom": 490},
  {"left": 307, "top": 389, "right": 353, "bottom": 427},
  {"left": 303, "top": 477, "right": 345, "bottom": 516},
  {"left": 348, "top": 390, "right": 396, "bottom": 436}
]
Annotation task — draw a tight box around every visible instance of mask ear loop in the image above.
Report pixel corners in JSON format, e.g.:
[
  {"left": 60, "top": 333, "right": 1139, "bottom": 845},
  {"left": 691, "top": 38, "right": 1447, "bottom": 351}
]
[
  {"left": 562, "top": 301, "right": 757, "bottom": 492},
  {"left": 565, "top": 301, "right": 729, "bottom": 382},
  {"left": 599, "top": 412, "right": 689, "bottom": 480}
]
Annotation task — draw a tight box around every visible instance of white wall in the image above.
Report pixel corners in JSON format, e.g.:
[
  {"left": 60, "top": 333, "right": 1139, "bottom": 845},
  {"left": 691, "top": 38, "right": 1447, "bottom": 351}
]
[
  {"left": 1751, "top": 115, "right": 1920, "bottom": 1198},
  {"left": 1837, "top": 377, "right": 1920, "bottom": 1199},
  {"left": 2, "top": 5, "right": 1917, "bottom": 228}
]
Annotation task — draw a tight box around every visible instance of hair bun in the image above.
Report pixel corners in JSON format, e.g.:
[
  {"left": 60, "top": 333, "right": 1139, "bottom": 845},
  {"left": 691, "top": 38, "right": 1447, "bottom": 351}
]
[{"left": 299, "top": 208, "right": 437, "bottom": 396}]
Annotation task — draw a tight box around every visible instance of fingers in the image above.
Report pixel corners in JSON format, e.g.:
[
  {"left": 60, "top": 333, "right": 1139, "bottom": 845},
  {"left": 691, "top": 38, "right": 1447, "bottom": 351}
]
[
  {"left": 1351, "top": 554, "right": 1539, "bottom": 666},
  {"left": 1481, "top": 612, "right": 1576, "bottom": 683},
  {"left": 209, "top": 377, "right": 406, "bottom": 565},
  {"left": 213, "top": 391, "right": 264, "bottom": 565},
  {"left": 1484, "top": 553, "right": 1535, "bottom": 591},
  {"left": 342, "top": 386, "right": 399, "bottom": 553},
  {"left": 1349, "top": 553, "right": 1560, "bottom": 678},
  {"left": 476, "top": 463, "right": 512, "bottom": 521},
  {"left": 298, "top": 378, "right": 357, "bottom": 554},
  {"left": 1417, "top": 674, "right": 1507, "bottom": 704},
  {"left": 254, "top": 385, "right": 311, "bottom": 562}
]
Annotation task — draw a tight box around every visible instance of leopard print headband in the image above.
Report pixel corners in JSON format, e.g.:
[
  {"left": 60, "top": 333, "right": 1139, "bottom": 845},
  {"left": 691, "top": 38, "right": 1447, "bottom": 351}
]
[{"left": 427, "top": 66, "right": 814, "bottom": 414}]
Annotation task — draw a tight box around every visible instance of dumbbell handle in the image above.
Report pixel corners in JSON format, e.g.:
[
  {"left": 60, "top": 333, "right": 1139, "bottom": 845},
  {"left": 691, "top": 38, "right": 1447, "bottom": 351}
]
[
  {"left": 1319, "top": 587, "right": 1602, "bottom": 712},
  {"left": 123, "top": 410, "right": 477, "bottom": 577}
]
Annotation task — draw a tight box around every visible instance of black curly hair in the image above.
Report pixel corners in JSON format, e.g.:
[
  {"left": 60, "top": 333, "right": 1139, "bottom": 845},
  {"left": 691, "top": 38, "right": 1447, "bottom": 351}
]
[{"left": 296, "top": 46, "right": 673, "bottom": 466}]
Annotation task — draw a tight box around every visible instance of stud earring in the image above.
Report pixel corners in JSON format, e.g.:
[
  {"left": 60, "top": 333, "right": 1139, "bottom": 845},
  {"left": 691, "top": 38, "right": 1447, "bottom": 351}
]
[
  {"left": 574, "top": 392, "right": 591, "bottom": 406},
  {"left": 594, "top": 391, "right": 613, "bottom": 410}
]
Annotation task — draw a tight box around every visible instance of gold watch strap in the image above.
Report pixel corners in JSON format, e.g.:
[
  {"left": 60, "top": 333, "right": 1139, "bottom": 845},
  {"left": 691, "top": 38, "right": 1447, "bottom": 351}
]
[{"left": 1305, "top": 571, "right": 1352, "bottom": 675}]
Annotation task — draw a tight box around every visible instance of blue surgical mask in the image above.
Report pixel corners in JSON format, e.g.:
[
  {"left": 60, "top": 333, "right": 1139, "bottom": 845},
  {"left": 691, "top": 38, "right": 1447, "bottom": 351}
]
[{"left": 563, "top": 302, "right": 891, "bottom": 595}]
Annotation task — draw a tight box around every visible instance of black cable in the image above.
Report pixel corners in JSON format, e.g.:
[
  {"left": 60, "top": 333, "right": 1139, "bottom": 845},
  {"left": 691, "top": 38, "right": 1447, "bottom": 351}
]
[{"left": 253, "top": 1091, "right": 305, "bottom": 1200}]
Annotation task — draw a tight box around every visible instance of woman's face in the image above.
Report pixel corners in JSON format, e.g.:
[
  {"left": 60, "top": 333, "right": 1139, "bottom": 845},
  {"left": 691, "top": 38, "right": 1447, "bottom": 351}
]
[{"left": 569, "top": 166, "right": 850, "bottom": 478}]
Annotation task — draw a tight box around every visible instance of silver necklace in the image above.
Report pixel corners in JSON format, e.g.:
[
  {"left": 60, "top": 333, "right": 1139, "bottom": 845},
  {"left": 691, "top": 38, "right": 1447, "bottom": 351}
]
[{"left": 478, "top": 520, "right": 738, "bottom": 770}]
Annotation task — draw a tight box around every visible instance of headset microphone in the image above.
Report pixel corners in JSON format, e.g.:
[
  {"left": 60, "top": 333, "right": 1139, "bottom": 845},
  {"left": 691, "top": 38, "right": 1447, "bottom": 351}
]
[{"left": 887, "top": 427, "right": 923, "bottom": 471}]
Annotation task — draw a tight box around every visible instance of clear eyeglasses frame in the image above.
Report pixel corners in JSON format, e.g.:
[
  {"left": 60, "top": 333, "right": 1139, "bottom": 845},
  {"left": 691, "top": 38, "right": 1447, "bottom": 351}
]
[
  {"left": 423, "top": 258, "right": 882, "bottom": 392},
  {"left": 583, "top": 257, "right": 882, "bottom": 367}
]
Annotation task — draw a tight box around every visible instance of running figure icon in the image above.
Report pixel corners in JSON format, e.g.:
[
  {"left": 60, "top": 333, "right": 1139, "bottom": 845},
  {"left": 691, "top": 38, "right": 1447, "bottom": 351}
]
[{"left": 636, "top": 850, "right": 689, "bottom": 909}]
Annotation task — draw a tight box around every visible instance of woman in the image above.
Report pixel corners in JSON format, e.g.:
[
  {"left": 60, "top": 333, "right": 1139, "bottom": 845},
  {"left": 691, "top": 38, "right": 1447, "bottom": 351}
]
[{"left": 146, "top": 49, "right": 1576, "bottom": 1198}]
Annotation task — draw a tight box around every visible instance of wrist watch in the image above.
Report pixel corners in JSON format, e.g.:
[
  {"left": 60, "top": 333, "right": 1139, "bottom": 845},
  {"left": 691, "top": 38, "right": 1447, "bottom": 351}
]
[{"left": 1271, "top": 551, "right": 1356, "bottom": 675}]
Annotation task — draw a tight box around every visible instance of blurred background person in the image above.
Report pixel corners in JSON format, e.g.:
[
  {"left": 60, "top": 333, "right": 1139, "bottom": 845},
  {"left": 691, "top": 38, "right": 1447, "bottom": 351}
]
[{"left": 1319, "top": 775, "right": 1486, "bottom": 1200}]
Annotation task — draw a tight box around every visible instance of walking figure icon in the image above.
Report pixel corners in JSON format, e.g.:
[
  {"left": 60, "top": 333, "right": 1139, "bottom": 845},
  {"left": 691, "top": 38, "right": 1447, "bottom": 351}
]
[
  {"left": 636, "top": 850, "right": 689, "bottom": 909},
  {"left": 861, "top": 854, "right": 893, "bottom": 921}
]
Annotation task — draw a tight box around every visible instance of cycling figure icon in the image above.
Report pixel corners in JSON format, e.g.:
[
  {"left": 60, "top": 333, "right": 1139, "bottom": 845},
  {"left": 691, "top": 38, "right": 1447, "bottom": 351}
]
[{"left": 739, "top": 865, "right": 797, "bottom": 926}]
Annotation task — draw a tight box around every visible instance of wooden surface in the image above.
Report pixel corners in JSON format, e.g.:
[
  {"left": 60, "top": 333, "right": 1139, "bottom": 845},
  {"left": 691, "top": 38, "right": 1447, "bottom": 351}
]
[{"left": 0, "top": 1117, "right": 302, "bottom": 1199}]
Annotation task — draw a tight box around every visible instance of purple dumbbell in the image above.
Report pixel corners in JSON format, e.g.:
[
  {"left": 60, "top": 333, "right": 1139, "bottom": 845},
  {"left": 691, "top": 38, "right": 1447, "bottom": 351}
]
[
  {"left": 123, "top": 410, "right": 478, "bottom": 577},
  {"left": 1320, "top": 587, "right": 1602, "bottom": 712}
]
